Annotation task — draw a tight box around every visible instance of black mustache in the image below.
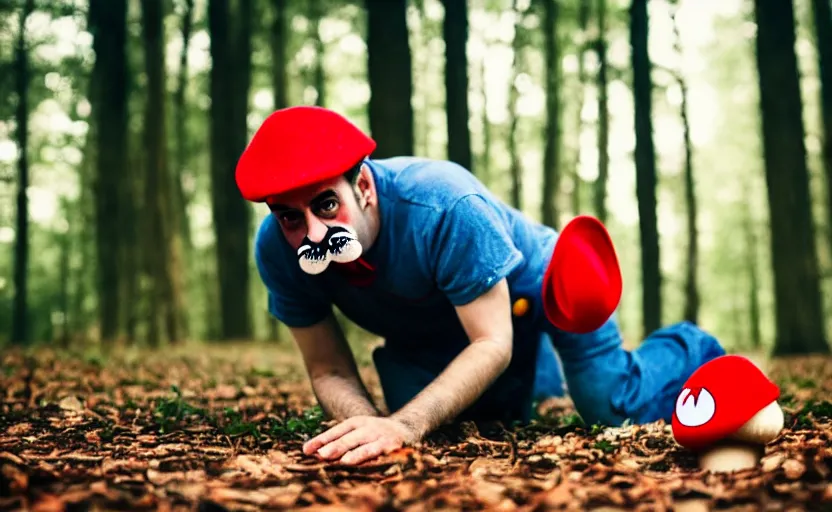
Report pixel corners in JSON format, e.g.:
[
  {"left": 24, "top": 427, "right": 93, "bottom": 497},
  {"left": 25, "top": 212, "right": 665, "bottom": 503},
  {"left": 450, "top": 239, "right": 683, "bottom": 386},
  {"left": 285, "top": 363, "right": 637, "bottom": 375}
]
[{"left": 298, "top": 226, "right": 354, "bottom": 260}]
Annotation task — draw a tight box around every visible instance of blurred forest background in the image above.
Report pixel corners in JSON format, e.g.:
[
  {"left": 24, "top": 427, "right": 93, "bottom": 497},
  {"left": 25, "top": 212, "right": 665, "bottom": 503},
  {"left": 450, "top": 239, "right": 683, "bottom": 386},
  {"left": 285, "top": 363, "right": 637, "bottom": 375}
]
[{"left": 1, "top": 0, "right": 831, "bottom": 358}]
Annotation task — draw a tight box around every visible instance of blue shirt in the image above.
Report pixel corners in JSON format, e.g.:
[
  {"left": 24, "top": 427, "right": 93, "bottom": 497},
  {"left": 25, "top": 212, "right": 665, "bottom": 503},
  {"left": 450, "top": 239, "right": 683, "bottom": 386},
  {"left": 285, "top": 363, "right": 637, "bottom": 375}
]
[{"left": 254, "top": 157, "right": 558, "bottom": 350}]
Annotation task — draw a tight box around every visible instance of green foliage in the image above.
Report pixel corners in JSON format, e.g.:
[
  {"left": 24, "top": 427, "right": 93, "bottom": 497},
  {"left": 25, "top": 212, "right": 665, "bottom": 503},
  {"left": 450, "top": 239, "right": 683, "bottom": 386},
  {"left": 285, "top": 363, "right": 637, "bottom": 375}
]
[
  {"left": 150, "top": 385, "right": 325, "bottom": 441},
  {"left": 221, "top": 407, "right": 262, "bottom": 439},
  {"left": 792, "top": 400, "right": 832, "bottom": 429},
  {"left": 152, "top": 385, "right": 209, "bottom": 433},
  {"left": 268, "top": 405, "right": 326, "bottom": 440}
]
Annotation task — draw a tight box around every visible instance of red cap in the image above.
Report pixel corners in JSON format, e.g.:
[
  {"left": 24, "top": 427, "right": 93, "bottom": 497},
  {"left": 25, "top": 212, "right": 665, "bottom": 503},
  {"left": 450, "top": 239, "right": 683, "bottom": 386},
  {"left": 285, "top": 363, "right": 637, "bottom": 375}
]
[
  {"left": 235, "top": 106, "right": 377, "bottom": 201},
  {"left": 671, "top": 355, "right": 780, "bottom": 451},
  {"left": 541, "top": 215, "right": 622, "bottom": 334}
]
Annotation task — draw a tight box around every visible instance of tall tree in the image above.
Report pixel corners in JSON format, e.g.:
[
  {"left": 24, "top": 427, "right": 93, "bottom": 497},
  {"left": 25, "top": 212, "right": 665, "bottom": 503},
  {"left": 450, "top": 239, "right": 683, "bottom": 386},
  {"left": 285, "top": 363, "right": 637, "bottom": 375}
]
[
  {"left": 174, "top": 0, "right": 194, "bottom": 251},
  {"left": 309, "top": 0, "right": 325, "bottom": 106},
  {"left": 508, "top": 0, "right": 524, "bottom": 210},
  {"left": 754, "top": 0, "right": 828, "bottom": 355},
  {"left": 268, "top": 0, "right": 289, "bottom": 342},
  {"left": 540, "top": 0, "right": 561, "bottom": 228},
  {"left": 669, "top": 3, "right": 699, "bottom": 325},
  {"left": 89, "top": 0, "right": 130, "bottom": 343},
  {"left": 11, "top": 0, "right": 35, "bottom": 345},
  {"left": 812, "top": 0, "right": 832, "bottom": 257},
  {"left": 630, "top": 0, "right": 661, "bottom": 337},
  {"left": 209, "top": 0, "right": 254, "bottom": 340},
  {"left": 478, "top": 46, "right": 491, "bottom": 185},
  {"left": 442, "top": 0, "right": 472, "bottom": 172},
  {"left": 594, "top": 0, "right": 609, "bottom": 224},
  {"left": 365, "top": 0, "right": 414, "bottom": 157},
  {"left": 141, "top": 0, "right": 186, "bottom": 344},
  {"left": 741, "top": 182, "right": 762, "bottom": 349},
  {"left": 271, "top": 0, "right": 288, "bottom": 111},
  {"left": 571, "top": 0, "right": 589, "bottom": 217}
]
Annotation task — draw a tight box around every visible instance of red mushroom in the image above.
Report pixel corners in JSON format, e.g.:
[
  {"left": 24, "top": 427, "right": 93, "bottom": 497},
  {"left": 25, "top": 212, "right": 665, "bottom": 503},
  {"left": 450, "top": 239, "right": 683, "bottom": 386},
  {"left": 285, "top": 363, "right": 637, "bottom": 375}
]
[{"left": 671, "top": 355, "right": 784, "bottom": 473}]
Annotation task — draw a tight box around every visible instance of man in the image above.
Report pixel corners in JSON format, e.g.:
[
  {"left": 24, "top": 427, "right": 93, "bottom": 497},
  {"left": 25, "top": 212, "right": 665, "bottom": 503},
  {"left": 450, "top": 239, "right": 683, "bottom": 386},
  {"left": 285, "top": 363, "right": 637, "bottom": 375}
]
[{"left": 236, "top": 106, "right": 725, "bottom": 466}]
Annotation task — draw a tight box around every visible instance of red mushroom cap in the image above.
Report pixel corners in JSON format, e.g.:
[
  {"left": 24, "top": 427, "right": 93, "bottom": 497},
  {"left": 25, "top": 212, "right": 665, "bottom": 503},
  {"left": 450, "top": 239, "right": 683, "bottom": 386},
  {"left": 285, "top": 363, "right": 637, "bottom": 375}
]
[{"left": 671, "top": 355, "right": 780, "bottom": 451}]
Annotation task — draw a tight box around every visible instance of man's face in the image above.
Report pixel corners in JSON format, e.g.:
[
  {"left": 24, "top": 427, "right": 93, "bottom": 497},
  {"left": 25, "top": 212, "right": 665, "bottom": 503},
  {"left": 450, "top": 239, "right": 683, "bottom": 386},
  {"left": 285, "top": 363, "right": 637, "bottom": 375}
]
[{"left": 266, "top": 168, "right": 374, "bottom": 275}]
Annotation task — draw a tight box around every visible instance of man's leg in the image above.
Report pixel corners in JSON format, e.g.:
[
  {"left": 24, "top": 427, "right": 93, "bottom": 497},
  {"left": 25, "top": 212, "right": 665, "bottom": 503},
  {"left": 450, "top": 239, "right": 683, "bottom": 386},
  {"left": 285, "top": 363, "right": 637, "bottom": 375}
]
[
  {"left": 372, "top": 343, "right": 436, "bottom": 415},
  {"left": 532, "top": 331, "right": 567, "bottom": 401},
  {"left": 544, "top": 316, "right": 726, "bottom": 426}
]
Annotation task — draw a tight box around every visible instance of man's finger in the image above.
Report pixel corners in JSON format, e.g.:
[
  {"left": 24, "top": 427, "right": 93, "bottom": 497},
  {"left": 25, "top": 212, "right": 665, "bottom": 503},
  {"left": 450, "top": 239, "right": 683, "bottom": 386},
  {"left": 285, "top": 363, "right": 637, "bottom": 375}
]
[
  {"left": 340, "top": 438, "right": 395, "bottom": 466},
  {"left": 316, "top": 426, "right": 377, "bottom": 460},
  {"left": 302, "top": 418, "right": 359, "bottom": 455}
]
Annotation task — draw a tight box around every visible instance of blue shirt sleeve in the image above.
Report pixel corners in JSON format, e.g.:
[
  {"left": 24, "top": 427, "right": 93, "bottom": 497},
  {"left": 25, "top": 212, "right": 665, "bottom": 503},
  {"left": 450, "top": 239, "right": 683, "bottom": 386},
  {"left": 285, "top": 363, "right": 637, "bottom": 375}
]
[
  {"left": 254, "top": 221, "right": 332, "bottom": 328},
  {"left": 428, "top": 193, "right": 524, "bottom": 305}
]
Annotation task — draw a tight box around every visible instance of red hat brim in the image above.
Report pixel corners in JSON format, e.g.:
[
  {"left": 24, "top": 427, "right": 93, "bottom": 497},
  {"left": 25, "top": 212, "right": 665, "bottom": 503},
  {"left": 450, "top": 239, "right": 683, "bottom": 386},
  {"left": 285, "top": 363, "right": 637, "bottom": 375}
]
[{"left": 542, "top": 215, "right": 622, "bottom": 334}]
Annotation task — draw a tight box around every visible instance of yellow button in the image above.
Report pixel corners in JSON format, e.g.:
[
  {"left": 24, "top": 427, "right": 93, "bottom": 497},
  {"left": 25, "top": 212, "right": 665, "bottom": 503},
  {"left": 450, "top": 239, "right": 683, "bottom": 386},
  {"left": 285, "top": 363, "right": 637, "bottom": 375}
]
[{"left": 512, "top": 298, "right": 530, "bottom": 317}]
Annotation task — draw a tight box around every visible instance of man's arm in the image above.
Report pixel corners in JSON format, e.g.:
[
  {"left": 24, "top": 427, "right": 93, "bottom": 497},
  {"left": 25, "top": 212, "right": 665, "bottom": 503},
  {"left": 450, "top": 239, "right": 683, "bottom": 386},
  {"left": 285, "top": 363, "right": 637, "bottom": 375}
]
[
  {"left": 289, "top": 313, "right": 381, "bottom": 420},
  {"left": 390, "top": 278, "right": 514, "bottom": 438},
  {"left": 301, "top": 279, "right": 513, "bottom": 465}
]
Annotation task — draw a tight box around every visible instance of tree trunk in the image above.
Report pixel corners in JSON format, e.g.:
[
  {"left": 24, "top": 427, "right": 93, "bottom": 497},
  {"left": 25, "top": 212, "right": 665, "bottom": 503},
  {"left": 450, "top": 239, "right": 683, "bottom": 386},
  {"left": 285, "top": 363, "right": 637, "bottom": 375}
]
[
  {"left": 541, "top": 0, "right": 561, "bottom": 228},
  {"left": 209, "top": 0, "right": 254, "bottom": 341},
  {"left": 71, "top": 33, "right": 100, "bottom": 341},
  {"left": 594, "top": 0, "right": 609, "bottom": 225},
  {"left": 309, "top": 0, "right": 325, "bottom": 106},
  {"left": 141, "top": 0, "right": 186, "bottom": 345},
  {"left": 89, "top": 0, "right": 129, "bottom": 344},
  {"left": 174, "top": 0, "right": 194, "bottom": 253},
  {"left": 442, "top": 0, "right": 472, "bottom": 172},
  {"left": 365, "top": 0, "right": 414, "bottom": 157},
  {"left": 670, "top": 7, "right": 699, "bottom": 325},
  {"left": 741, "top": 187, "right": 762, "bottom": 349},
  {"left": 571, "top": 0, "right": 589, "bottom": 218},
  {"left": 122, "top": 147, "right": 139, "bottom": 343},
  {"left": 479, "top": 49, "right": 491, "bottom": 185},
  {"left": 269, "top": 0, "right": 288, "bottom": 342},
  {"left": 271, "top": 0, "right": 288, "bottom": 110},
  {"left": 11, "top": 0, "right": 34, "bottom": 345},
  {"left": 59, "top": 210, "right": 71, "bottom": 348},
  {"left": 754, "top": 0, "right": 829, "bottom": 355},
  {"left": 508, "top": 0, "right": 523, "bottom": 211},
  {"left": 415, "top": 0, "right": 431, "bottom": 157},
  {"left": 812, "top": 0, "right": 832, "bottom": 260},
  {"left": 680, "top": 79, "right": 698, "bottom": 324},
  {"left": 630, "top": 0, "right": 661, "bottom": 337}
]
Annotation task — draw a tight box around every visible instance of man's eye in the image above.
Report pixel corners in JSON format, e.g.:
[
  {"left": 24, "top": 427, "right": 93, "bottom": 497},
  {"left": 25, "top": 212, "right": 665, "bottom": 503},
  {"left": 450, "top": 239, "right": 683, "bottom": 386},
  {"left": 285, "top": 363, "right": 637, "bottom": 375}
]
[
  {"left": 279, "top": 212, "right": 302, "bottom": 224},
  {"left": 319, "top": 199, "right": 338, "bottom": 213}
]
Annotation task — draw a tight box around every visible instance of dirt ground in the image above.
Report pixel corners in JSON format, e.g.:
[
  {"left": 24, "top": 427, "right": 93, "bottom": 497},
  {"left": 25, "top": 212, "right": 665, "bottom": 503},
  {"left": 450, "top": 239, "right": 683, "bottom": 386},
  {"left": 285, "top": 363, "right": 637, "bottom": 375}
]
[{"left": 1, "top": 343, "right": 830, "bottom": 511}]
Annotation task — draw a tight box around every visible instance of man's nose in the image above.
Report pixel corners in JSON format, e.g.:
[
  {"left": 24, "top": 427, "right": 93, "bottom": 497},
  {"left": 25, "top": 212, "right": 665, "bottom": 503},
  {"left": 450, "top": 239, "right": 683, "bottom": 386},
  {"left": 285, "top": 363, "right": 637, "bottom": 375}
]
[{"left": 306, "top": 213, "right": 329, "bottom": 243}]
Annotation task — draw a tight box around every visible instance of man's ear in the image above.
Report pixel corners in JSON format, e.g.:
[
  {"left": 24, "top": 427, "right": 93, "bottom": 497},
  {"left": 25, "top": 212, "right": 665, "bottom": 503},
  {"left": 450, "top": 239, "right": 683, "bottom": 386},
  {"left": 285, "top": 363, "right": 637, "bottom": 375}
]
[{"left": 354, "top": 163, "right": 375, "bottom": 209}]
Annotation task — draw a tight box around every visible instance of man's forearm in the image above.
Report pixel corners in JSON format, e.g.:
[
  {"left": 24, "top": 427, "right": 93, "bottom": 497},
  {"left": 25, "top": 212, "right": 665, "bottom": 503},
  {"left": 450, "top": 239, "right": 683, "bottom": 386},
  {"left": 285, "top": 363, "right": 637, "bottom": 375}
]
[
  {"left": 311, "top": 372, "right": 381, "bottom": 420},
  {"left": 390, "top": 339, "right": 511, "bottom": 438}
]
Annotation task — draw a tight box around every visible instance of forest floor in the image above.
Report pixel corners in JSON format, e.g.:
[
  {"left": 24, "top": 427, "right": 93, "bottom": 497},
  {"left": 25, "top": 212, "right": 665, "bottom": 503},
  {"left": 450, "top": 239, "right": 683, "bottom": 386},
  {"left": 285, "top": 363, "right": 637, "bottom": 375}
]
[{"left": 0, "top": 342, "right": 831, "bottom": 511}]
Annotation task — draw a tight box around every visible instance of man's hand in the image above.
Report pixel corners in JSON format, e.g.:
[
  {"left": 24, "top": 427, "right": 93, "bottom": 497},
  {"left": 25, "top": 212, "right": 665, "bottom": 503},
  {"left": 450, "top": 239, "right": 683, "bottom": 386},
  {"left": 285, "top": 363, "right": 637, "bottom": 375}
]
[{"left": 302, "top": 416, "right": 419, "bottom": 465}]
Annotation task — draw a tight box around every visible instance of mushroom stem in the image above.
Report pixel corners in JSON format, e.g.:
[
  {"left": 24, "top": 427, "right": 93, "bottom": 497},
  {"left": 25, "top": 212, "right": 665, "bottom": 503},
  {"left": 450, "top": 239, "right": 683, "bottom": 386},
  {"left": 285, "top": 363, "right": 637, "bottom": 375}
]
[{"left": 698, "top": 442, "right": 764, "bottom": 473}]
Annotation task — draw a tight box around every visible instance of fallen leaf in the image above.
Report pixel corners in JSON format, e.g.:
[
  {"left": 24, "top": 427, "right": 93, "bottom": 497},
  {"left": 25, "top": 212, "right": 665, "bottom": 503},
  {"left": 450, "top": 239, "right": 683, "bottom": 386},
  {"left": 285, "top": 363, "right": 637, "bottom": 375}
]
[
  {"left": 762, "top": 452, "right": 786, "bottom": 472},
  {"left": 468, "top": 456, "right": 514, "bottom": 477},
  {"left": 31, "top": 494, "right": 65, "bottom": 512},
  {"left": 7, "top": 423, "right": 31, "bottom": 436},
  {"left": 1, "top": 463, "right": 28, "bottom": 492},
  {"left": 58, "top": 395, "right": 84, "bottom": 413},
  {"left": 782, "top": 459, "right": 806, "bottom": 480}
]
